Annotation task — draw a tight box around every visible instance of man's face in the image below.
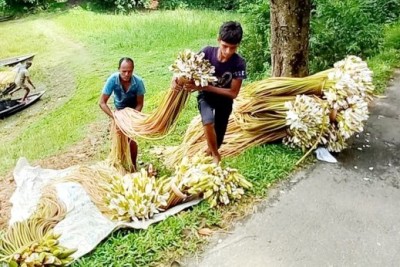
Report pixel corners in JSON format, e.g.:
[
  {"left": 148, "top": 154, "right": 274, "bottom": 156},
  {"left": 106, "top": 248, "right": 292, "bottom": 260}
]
[
  {"left": 119, "top": 60, "right": 134, "bottom": 82},
  {"left": 218, "top": 39, "right": 239, "bottom": 61}
]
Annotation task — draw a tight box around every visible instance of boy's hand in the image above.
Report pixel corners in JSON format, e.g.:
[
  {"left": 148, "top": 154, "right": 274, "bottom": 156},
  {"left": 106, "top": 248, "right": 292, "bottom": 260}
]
[{"left": 183, "top": 82, "right": 202, "bottom": 92}]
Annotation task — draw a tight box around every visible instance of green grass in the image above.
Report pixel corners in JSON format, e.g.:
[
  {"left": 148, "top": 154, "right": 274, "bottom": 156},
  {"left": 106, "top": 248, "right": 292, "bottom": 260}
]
[
  {"left": 367, "top": 22, "right": 400, "bottom": 94},
  {"left": 1, "top": 8, "right": 400, "bottom": 267},
  {"left": 225, "top": 144, "right": 303, "bottom": 196},
  {"left": 74, "top": 202, "right": 222, "bottom": 266}
]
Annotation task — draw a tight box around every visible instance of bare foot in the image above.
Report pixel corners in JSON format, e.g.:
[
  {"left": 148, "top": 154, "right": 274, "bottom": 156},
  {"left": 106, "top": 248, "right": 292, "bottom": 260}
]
[{"left": 212, "top": 155, "right": 221, "bottom": 165}]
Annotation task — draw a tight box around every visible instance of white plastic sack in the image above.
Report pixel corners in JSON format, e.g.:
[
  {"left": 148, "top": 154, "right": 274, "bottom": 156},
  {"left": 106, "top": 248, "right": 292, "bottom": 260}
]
[{"left": 315, "top": 147, "right": 337, "bottom": 163}]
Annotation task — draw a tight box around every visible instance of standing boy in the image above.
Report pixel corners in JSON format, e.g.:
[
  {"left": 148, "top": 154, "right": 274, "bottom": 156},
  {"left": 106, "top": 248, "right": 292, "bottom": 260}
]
[{"left": 184, "top": 21, "right": 247, "bottom": 164}]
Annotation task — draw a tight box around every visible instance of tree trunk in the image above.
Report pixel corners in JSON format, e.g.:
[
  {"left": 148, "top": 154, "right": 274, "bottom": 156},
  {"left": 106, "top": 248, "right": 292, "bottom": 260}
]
[{"left": 270, "top": 0, "right": 311, "bottom": 77}]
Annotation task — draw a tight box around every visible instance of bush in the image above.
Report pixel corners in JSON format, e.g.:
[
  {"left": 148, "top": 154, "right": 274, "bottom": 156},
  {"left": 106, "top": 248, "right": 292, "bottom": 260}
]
[
  {"left": 158, "top": 0, "right": 239, "bottom": 10},
  {"left": 6, "top": 0, "right": 151, "bottom": 13},
  {"left": 5, "top": 0, "right": 60, "bottom": 10},
  {"left": 88, "top": 0, "right": 150, "bottom": 13},
  {"left": 360, "top": 0, "right": 400, "bottom": 24},
  {"left": 310, "top": 0, "right": 384, "bottom": 72}
]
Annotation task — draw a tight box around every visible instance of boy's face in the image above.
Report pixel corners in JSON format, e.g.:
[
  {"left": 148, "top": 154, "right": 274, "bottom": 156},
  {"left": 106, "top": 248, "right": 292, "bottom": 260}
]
[{"left": 218, "top": 39, "right": 239, "bottom": 61}]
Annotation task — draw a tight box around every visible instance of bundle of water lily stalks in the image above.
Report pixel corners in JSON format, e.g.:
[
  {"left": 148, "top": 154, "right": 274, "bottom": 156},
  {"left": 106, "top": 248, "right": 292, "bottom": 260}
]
[
  {"left": 165, "top": 55, "right": 374, "bottom": 166},
  {"left": 110, "top": 50, "right": 217, "bottom": 171},
  {"left": 160, "top": 154, "right": 252, "bottom": 208},
  {"left": 56, "top": 162, "right": 170, "bottom": 222},
  {"left": 0, "top": 187, "right": 77, "bottom": 267},
  {"left": 104, "top": 168, "right": 169, "bottom": 222}
]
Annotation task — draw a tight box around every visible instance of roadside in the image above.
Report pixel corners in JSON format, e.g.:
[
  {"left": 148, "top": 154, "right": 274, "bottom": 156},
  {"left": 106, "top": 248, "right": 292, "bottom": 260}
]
[{"left": 184, "top": 70, "right": 400, "bottom": 266}]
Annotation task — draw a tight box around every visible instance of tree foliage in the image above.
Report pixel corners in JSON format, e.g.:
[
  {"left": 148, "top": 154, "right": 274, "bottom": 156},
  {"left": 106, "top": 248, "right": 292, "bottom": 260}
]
[{"left": 240, "top": 0, "right": 400, "bottom": 79}]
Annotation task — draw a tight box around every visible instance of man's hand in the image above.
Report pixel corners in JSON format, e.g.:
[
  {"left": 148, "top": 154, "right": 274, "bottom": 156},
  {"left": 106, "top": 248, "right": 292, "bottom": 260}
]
[
  {"left": 116, "top": 127, "right": 123, "bottom": 135},
  {"left": 171, "top": 78, "right": 183, "bottom": 91}
]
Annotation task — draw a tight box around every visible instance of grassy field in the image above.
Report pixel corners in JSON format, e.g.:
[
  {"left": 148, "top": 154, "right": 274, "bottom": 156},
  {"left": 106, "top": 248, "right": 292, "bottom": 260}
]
[{"left": 1, "top": 7, "right": 399, "bottom": 267}]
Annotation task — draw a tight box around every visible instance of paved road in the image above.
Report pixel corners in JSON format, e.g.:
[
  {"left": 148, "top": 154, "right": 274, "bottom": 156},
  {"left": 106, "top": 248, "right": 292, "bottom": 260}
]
[{"left": 184, "top": 71, "right": 400, "bottom": 267}]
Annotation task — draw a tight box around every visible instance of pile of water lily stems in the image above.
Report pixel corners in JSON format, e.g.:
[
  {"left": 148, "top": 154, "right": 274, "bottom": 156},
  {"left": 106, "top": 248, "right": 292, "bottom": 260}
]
[
  {"left": 165, "top": 55, "right": 374, "bottom": 166},
  {"left": 52, "top": 155, "right": 251, "bottom": 223},
  {"left": 0, "top": 187, "right": 77, "bottom": 267}
]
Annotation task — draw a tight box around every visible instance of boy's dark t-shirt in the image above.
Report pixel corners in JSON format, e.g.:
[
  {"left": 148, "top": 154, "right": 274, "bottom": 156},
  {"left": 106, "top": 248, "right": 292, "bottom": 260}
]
[{"left": 197, "top": 46, "right": 247, "bottom": 107}]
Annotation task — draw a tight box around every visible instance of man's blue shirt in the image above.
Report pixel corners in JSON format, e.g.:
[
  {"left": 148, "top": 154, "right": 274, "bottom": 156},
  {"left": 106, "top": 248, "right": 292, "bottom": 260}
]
[{"left": 102, "top": 72, "right": 146, "bottom": 110}]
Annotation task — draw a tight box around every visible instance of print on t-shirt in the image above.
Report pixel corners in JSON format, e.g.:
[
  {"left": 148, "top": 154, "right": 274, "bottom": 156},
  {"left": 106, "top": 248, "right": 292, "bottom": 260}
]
[{"left": 214, "top": 72, "right": 233, "bottom": 88}]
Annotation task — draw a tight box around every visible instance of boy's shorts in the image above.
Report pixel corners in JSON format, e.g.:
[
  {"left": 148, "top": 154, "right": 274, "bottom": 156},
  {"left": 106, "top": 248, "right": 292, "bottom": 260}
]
[{"left": 198, "top": 98, "right": 232, "bottom": 147}]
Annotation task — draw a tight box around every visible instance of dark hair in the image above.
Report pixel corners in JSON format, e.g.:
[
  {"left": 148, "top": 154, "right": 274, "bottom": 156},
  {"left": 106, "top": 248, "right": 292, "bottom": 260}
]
[
  {"left": 118, "top": 57, "right": 134, "bottom": 68},
  {"left": 219, "top": 21, "right": 243, "bottom": 45}
]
